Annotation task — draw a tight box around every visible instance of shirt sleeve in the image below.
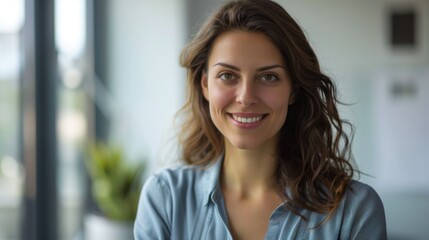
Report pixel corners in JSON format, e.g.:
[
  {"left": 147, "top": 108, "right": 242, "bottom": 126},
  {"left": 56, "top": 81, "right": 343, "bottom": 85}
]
[
  {"left": 134, "top": 175, "right": 172, "bottom": 240},
  {"left": 346, "top": 184, "right": 387, "bottom": 240}
]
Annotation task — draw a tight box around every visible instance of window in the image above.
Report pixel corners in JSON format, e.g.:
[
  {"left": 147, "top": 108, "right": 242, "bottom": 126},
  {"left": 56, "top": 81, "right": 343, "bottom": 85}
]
[{"left": 0, "top": 1, "right": 25, "bottom": 239}]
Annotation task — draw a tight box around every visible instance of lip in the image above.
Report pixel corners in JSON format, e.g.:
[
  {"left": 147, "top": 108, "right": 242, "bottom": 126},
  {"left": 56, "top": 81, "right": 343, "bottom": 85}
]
[
  {"left": 227, "top": 112, "right": 268, "bottom": 129},
  {"left": 229, "top": 112, "right": 266, "bottom": 117}
]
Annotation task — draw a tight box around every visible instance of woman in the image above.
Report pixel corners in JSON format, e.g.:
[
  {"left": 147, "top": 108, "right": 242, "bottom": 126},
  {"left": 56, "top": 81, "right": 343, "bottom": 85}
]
[{"left": 134, "top": 0, "right": 387, "bottom": 239}]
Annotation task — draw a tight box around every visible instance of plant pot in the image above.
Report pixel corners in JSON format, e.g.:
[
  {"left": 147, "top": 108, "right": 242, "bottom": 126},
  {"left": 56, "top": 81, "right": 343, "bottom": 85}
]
[{"left": 84, "top": 214, "right": 133, "bottom": 240}]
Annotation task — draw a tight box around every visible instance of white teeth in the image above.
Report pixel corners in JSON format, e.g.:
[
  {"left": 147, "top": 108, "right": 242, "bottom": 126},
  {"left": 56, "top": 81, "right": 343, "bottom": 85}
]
[{"left": 232, "top": 115, "right": 263, "bottom": 123}]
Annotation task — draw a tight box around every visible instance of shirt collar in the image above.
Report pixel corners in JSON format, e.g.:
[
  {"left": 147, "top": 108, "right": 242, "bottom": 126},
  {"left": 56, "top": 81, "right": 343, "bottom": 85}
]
[{"left": 202, "top": 154, "right": 224, "bottom": 206}]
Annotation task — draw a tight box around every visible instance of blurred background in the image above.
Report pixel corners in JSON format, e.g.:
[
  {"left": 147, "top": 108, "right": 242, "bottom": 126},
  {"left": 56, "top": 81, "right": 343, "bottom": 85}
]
[{"left": 0, "top": 0, "right": 428, "bottom": 239}]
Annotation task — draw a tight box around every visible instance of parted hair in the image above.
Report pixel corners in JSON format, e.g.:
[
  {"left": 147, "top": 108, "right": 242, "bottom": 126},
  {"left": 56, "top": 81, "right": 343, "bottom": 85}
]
[{"left": 178, "top": 0, "right": 355, "bottom": 219}]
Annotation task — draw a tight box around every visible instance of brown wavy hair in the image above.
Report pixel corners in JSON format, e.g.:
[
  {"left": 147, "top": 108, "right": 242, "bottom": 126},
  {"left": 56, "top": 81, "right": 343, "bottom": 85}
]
[{"left": 178, "top": 0, "right": 355, "bottom": 219}]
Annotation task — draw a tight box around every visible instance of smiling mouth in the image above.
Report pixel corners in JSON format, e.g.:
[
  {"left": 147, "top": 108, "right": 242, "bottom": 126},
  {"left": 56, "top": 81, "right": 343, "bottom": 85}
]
[{"left": 230, "top": 114, "right": 267, "bottom": 123}]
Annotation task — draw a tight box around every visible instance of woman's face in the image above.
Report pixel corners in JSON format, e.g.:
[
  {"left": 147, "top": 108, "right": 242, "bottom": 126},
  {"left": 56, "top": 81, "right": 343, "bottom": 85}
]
[{"left": 202, "top": 30, "right": 294, "bottom": 150}]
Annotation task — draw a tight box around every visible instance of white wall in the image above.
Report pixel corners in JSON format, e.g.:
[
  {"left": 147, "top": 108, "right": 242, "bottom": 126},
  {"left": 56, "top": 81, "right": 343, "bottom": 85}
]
[
  {"left": 107, "top": 0, "right": 187, "bottom": 171},
  {"left": 280, "top": 0, "right": 429, "bottom": 179}
]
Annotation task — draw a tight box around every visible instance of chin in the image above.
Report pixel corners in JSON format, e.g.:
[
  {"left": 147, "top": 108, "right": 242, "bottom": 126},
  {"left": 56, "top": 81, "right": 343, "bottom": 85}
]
[{"left": 228, "top": 139, "right": 262, "bottom": 150}]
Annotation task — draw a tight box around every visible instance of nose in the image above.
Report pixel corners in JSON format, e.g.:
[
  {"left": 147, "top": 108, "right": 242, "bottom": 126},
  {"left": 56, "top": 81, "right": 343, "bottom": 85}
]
[{"left": 237, "top": 81, "right": 258, "bottom": 106}]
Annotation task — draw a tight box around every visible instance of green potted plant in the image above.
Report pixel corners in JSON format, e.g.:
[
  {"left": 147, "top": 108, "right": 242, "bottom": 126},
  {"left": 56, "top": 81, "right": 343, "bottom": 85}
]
[{"left": 84, "top": 143, "right": 145, "bottom": 240}]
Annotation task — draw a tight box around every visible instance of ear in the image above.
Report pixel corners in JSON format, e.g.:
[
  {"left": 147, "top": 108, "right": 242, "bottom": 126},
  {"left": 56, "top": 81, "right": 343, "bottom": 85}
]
[{"left": 201, "top": 72, "right": 209, "bottom": 101}]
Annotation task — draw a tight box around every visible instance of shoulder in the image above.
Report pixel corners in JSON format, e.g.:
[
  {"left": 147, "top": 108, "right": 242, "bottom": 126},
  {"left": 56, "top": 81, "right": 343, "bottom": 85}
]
[
  {"left": 339, "top": 180, "right": 387, "bottom": 239},
  {"left": 134, "top": 165, "right": 206, "bottom": 239},
  {"left": 141, "top": 164, "right": 212, "bottom": 202},
  {"left": 135, "top": 161, "right": 222, "bottom": 239},
  {"left": 342, "top": 180, "right": 384, "bottom": 208},
  {"left": 148, "top": 164, "right": 207, "bottom": 189},
  {"left": 305, "top": 180, "right": 387, "bottom": 239},
  {"left": 340, "top": 180, "right": 385, "bottom": 221}
]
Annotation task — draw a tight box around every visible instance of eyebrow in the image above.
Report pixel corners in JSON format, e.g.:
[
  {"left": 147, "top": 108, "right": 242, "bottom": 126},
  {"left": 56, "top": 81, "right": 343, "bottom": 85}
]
[{"left": 213, "top": 62, "right": 285, "bottom": 71}]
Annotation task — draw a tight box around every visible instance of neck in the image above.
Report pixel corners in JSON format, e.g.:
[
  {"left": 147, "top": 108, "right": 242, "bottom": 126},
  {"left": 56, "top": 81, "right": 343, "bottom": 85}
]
[{"left": 221, "top": 141, "right": 279, "bottom": 197}]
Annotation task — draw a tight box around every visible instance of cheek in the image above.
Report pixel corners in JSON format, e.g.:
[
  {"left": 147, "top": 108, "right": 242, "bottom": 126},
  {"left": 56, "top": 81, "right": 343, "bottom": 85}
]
[
  {"left": 262, "top": 88, "right": 291, "bottom": 112},
  {"left": 208, "top": 84, "right": 234, "bottom": 112}
]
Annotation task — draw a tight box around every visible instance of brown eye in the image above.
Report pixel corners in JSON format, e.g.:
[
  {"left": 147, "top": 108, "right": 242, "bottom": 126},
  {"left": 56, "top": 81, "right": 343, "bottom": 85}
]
[
  {"left": 219, "top": 72, "right": 235, "bottom": 81},
  {"left": 260, "top": 74, "right": 278, "bottom": 82}
]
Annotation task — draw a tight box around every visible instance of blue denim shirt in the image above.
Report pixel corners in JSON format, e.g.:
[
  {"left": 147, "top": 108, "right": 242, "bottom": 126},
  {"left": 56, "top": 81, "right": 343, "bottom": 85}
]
[{"left": 134, "top": 156, "right": 387, "bottom": 239}]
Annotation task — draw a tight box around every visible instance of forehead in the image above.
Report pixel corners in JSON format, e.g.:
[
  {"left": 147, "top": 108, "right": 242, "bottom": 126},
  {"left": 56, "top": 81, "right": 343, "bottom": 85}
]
[{"left": 207, "top": 30, "right": 285, "bottom": 68}]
